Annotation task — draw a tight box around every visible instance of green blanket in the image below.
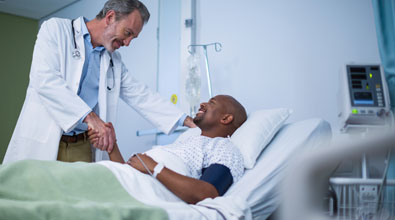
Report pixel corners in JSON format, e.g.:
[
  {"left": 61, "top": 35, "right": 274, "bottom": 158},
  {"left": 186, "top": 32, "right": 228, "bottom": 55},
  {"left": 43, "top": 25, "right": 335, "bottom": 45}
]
[{"left": 0, "top": 160, "right": 168, "bottom": 220}]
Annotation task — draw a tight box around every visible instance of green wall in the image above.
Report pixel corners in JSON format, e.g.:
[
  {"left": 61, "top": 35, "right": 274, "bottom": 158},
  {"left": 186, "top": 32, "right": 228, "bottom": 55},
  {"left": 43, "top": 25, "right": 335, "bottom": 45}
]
[{"left": 0, "top": 13, "right": 38, "bottom": 163}]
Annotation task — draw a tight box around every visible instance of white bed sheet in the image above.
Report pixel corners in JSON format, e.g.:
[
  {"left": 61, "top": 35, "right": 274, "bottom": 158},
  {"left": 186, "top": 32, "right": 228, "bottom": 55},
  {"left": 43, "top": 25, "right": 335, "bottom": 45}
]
[
  {"left": 97, "top": 161, "right": 225, "bottom": 219},
  {"left": 98, "top": 118, "right": 331, "bottom": 220}
]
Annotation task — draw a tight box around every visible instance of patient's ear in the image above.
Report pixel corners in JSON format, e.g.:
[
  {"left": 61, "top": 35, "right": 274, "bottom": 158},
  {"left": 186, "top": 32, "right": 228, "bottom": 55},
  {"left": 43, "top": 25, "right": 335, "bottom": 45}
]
[{"left": 220, "top": 114, "right": 234, "bottom": 125}]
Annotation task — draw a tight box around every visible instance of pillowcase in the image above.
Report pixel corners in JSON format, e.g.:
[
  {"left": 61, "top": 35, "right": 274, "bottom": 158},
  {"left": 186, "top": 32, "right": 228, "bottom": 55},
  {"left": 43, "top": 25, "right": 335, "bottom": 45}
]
[{"left": 230, "top": 108, "right": 293, "bottom": 169}]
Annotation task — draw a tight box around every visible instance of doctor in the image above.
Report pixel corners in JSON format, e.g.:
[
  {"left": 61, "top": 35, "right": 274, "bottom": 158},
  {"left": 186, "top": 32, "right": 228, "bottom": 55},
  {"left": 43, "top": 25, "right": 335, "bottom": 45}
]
[{"left": 3, "top": 0, "right": 195, "bottom": 164}]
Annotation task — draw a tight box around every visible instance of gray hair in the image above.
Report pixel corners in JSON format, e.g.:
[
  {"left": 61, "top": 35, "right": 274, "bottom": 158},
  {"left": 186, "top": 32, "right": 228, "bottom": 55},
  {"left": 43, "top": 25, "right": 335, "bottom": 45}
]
[{"left": 96, "top": 0, "right": 150, "bottom": 24}]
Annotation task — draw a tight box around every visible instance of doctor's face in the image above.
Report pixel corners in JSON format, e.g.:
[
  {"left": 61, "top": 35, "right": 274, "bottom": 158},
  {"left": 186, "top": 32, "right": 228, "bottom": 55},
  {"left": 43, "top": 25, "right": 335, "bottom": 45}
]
[{"left": 102, "top": 10, "right": 143, "bottom": 52}]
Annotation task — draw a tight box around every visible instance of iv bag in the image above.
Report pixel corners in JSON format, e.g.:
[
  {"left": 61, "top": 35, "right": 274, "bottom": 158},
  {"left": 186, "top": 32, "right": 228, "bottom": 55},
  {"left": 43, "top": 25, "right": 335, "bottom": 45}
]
[{"left": 185, "top": 53, "right": 201, "bottom": 116}]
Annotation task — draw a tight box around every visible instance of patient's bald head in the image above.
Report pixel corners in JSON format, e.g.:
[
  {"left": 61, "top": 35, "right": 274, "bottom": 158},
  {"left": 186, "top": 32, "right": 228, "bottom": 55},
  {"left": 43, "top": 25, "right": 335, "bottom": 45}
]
[{"left": 193, "top": 95, "right": 247, "bottom": 138}]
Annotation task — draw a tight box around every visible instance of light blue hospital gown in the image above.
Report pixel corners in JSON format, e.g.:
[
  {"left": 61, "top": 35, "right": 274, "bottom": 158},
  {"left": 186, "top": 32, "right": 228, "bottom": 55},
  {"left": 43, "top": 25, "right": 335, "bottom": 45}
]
[{"left": 159, "top": 136, "right": 244, "bottom": 183}]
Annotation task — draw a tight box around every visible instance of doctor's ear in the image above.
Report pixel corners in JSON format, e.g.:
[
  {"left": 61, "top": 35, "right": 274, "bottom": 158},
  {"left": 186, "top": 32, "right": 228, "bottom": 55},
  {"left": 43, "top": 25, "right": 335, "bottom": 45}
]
[
  {"left": 105, "top": 10, "right": 116, "bottom": 25},
  {"left": 220, "top": 114, "right": 234, "bottom": 125}
]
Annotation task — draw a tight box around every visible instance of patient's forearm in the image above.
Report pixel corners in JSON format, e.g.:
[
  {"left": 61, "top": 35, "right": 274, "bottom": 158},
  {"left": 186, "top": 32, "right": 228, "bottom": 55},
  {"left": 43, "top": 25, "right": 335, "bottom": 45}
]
[
  {"left": 109, "top": 144, "right": 125, "bottom": 163},
  {"left": 156, "top": 168, "right": 219, "bottom": 204},
  {"left": 128, "top": 154, "right": 218, "bottom": 204}
]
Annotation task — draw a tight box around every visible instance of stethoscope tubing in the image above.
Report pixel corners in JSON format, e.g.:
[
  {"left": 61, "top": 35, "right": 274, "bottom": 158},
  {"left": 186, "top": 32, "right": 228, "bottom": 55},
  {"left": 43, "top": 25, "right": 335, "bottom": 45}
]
[{"left": 70, "top": 19, "right": 114, "bottom": 91}]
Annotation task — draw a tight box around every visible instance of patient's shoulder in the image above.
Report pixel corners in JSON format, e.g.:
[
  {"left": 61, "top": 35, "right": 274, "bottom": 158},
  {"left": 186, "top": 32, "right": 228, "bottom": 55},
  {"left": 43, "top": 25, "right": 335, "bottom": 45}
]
[
  {"left": 204, "top": 137, "right": 244, "bottom": 182},
  {"left": 205, "top": 137, "right": 242, "bottom": 163}
]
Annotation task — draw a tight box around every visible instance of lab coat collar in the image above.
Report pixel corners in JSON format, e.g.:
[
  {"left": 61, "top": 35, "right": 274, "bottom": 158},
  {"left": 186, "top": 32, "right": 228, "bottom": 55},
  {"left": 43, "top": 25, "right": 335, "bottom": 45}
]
[{"left": 72, "top": 16, "right": 85, "bottom": 39}]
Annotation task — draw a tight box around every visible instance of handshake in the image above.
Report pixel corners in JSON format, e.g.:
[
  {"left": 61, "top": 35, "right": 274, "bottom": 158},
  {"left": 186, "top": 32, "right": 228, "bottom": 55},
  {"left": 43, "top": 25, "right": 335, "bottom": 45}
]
[
  {"left": 84, "top": 112, "right": 117, "bottom": 153},
  {"left": 83, "top": 111, "right": 197, "bottom": 153}
]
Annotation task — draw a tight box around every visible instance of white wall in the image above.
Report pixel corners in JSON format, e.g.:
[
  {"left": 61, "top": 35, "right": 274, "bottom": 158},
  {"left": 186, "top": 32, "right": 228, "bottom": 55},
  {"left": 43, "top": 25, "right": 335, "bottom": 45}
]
[
  {"left": 41, "top": 0, "right": 160, "bottom": 158},
  {"left": 193, "top": 0, "right": 380, "bottom": 134},
  {"left": 40, "top": 0, "right": 381, "bottom": 157}
]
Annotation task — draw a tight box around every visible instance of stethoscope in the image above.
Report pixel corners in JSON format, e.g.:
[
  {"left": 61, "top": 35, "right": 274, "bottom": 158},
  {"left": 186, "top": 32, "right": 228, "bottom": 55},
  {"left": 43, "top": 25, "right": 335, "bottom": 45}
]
[{"left": 71, "top": 19, "right": 115, "bottom": 91}]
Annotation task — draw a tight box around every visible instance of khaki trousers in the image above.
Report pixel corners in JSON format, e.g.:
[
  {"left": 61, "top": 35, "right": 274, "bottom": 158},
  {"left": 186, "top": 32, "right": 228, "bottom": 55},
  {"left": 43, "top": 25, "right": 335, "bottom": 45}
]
[{"left": 57, "top": 137, "right": 92, "bottom": 162}]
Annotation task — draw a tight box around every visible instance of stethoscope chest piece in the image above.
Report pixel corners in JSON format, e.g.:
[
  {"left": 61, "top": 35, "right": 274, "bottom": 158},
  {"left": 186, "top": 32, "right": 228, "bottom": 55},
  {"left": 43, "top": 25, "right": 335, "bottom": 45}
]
[{"left": 72, "top": 50, "right": 81, "bottom": 59}]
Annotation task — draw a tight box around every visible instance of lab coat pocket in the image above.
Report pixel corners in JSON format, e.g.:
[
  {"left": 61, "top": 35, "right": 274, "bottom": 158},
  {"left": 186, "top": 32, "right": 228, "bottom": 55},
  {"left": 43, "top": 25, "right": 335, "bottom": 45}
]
[{"left": 19, "top": 101, "right": 54, "bottom": 143}]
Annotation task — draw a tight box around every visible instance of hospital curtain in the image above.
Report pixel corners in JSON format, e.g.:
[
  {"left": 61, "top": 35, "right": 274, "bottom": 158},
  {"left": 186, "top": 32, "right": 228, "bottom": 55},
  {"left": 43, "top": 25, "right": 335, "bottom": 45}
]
[
  {"left": 371, "top": 0, "right": 395, "bottom": 209},
  {"left": 372, "top": 0, "right": 395, "bottom": 111}
]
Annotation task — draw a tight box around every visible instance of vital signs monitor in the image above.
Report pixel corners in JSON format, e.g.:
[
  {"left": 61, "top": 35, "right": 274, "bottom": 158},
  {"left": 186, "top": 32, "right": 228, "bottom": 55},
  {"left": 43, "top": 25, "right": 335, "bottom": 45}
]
[{"left": 338, "top": 64, "right": 392, "bottom": 131}]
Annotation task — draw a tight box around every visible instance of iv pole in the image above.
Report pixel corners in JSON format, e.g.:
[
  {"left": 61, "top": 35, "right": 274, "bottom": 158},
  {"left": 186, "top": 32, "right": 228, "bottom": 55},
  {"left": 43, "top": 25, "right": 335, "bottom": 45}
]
[
  {"left": 136, "top": 43, "right": 222, "bottom": 137},
  {"left": 188, "top": 42, "right": 222, "bottom": 98}
]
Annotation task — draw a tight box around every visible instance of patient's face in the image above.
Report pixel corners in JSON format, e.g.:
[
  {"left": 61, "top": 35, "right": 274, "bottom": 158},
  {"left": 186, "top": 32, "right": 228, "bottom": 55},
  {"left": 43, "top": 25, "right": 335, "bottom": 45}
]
[{"left": 193, "top": 95, "right": 227, "bottom": 129}]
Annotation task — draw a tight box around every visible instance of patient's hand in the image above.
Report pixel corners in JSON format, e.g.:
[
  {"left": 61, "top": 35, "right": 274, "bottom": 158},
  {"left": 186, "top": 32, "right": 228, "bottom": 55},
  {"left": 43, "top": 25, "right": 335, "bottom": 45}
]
[
  {"left": 84, "top": 112, "right": 116, "bottom": 153},
  {"left": 87, "top": 127, "right": 98, "bottom": 143},
  {"left": 127, "top": 154, "right": 157, "bottom": 175},
  {"left": 128, "top": 153, "right": 219, "bottom": 204}
]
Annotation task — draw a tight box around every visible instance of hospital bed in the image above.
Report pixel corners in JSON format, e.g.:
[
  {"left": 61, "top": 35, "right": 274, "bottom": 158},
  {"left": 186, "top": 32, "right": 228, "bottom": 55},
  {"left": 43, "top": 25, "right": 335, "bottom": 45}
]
[
  {"left": 0, "top": 117, "right": 331, "bottom": 220},
  {"left": 101, "top": 117, "right": 331, "bottom": 220}
]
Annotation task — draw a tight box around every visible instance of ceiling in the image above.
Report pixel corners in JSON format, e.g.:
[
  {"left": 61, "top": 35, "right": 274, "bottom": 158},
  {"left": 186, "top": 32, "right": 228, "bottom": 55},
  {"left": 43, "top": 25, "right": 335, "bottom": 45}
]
[{"left": 0, "top": 0, "right": 79, "bottom": 20}]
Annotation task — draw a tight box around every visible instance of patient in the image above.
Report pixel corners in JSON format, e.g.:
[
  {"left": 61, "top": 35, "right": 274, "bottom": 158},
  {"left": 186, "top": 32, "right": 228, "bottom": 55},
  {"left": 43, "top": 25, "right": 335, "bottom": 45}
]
[{"left": 89, "top": 95, "right": 247, "bottom": 204}]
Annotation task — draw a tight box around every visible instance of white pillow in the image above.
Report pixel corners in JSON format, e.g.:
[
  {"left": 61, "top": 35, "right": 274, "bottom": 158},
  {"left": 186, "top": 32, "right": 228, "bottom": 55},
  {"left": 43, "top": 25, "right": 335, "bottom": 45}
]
[{"left": 230, "top": 108, "right": 293, "bottom": 169}]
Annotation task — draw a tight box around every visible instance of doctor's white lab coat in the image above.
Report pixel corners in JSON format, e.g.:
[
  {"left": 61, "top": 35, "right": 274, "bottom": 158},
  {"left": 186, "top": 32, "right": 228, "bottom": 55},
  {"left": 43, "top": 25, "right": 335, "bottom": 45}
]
[{"left": 3, "top": 17, "right": 183, "bottom": 164}]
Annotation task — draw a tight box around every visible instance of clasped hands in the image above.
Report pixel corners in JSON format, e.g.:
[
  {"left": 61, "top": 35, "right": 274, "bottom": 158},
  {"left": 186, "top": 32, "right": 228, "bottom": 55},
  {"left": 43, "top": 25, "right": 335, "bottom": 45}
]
[
  {"left": 87, "top": 121, "right": 157, "bottom": 174},
  {"left": 84, "top": 112, "right": 197, "bottom": 154},
  {"left": 84, "top": 112, "right": 157, "bottom": 174},
  {"left": 84, "top": 112, "right": 116, "bottom": 153}
]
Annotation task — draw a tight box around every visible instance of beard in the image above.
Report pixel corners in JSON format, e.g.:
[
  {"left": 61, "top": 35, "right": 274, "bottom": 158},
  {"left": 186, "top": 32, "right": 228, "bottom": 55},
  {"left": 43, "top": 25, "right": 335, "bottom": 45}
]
[
  {"left": 102, "top": 23, "right": 118, "bottom": 52},
  {"left": 193, "top": 114, "right": 203, "bottom": 126}
]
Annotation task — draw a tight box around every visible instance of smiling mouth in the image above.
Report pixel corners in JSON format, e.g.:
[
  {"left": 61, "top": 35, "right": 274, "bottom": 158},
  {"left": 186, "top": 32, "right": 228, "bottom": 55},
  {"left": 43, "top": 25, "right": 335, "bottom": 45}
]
[
  {"left": 113, "top": 40, "right": 122, "bottom": 49},
  {"left": 196, "top": 108, "right": 206, "bottom": 115}
]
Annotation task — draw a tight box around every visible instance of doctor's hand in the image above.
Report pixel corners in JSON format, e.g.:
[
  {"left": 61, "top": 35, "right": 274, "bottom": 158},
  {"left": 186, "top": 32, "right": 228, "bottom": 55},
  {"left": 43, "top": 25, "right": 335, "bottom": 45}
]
[
  {"left": 87, "top": 123, "right": 116, "bottom": 151},
  {"left": 84, "top": 112, "right": 116, "bottom": 153},
  {"left": 183, "top": 116, "right": 197, "bottom": 128}
]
